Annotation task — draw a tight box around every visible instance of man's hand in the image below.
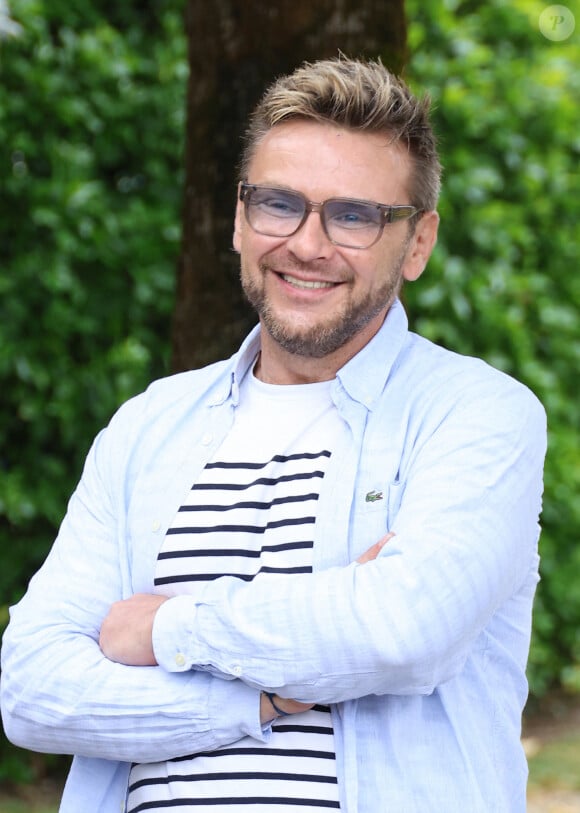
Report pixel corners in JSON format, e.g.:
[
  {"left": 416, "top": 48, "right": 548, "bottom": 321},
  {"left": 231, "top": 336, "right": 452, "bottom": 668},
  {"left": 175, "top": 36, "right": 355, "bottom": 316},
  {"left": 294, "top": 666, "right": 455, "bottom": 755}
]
[
  {"left": 98, "top": 533, "right": 394, "bottom": 667},
  {"left": 99, "top": 593, "right": 168, "bottom": 666}
]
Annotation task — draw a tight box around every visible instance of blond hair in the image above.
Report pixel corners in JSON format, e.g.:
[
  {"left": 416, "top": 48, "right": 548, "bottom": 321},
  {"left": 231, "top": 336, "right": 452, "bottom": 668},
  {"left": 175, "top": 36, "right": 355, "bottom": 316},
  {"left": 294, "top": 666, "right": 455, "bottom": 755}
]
[{"left": 240, "top": 57, "right": 441, "bottom": 212}]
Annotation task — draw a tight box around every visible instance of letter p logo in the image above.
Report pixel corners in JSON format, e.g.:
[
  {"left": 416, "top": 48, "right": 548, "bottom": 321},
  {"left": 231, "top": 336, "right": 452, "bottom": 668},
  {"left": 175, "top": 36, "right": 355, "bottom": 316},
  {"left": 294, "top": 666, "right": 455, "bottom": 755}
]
[{"left": 539, "top": 5, "right": 576, "bottom": 40}]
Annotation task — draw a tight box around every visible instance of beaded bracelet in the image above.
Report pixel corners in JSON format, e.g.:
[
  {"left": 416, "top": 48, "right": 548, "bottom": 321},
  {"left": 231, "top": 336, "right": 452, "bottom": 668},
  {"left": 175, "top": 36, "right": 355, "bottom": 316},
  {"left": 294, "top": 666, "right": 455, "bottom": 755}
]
[{"left": 264, "top": 691, "right": 291, "bottom": 717}]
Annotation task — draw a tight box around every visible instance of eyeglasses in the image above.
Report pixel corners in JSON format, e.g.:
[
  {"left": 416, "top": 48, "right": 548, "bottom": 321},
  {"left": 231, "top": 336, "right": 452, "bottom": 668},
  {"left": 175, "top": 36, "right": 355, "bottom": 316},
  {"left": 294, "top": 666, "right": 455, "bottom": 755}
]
[{"left": 239, "top": 182, "right": 423, "bottom": 250}]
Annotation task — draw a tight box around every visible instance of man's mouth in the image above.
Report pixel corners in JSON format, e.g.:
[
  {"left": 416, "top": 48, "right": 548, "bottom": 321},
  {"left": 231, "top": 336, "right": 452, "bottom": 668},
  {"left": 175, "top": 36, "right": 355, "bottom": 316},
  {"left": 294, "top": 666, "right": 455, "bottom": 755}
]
[{"left": 280, "top": 273, "right": 336, "bottom": 290}]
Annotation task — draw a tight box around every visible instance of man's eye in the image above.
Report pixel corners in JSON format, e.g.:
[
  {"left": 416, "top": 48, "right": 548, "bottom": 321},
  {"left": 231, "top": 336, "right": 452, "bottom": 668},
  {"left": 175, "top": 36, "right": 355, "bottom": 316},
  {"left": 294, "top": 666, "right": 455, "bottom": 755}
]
[
  {"left": 336, "top": 211, "right": 367, "bottom": 224},
  {"left": 329, "top": 204, "right": 377, "bottom": 229},
  {"left": 255, "top": 195, "right": 302, "bottom": 217}
]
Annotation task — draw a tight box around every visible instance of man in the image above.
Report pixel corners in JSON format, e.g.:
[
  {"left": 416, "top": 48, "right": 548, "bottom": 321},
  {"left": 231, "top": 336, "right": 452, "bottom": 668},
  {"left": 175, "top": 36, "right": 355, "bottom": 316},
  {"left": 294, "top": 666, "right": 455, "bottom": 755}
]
[{"left": 1, "top": 58, "right": 546, "bottom": 812}]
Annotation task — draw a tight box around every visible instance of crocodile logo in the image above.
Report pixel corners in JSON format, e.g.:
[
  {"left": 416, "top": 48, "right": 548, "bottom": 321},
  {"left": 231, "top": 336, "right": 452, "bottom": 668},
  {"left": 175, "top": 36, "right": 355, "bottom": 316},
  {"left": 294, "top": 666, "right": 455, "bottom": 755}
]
[{"left": 365, "top": 490, "right": 384, "bottom": 503}]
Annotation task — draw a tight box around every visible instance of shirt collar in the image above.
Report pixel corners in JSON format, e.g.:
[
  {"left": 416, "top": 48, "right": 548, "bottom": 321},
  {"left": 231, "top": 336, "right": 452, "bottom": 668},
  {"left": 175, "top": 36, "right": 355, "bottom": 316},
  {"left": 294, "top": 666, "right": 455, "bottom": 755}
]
[
  {"left": 336, "top": 298, "right": 409, "bottom": 410},
  {"left": 220, "top": 298, "right": 408, "bottom": 410}
]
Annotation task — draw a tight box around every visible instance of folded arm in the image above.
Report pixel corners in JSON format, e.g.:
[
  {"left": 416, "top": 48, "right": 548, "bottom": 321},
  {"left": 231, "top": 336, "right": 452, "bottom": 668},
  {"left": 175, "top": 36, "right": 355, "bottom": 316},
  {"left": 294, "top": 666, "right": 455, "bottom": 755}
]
[
  {"left": 0, "top": 425, "right": 265, "bottom": 762},
  {"left": 147, "top": 386, "right": 546, "bottom": 703},
  {"left": 98, "top": 535, "right": 392, "bottom": 720}
]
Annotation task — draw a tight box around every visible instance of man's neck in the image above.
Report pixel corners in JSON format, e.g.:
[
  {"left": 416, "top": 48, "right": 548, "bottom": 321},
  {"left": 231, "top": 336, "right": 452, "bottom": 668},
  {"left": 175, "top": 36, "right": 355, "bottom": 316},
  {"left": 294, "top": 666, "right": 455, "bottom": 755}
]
[
  {"left": 254, "top": 326, "right": 380, "bottom": 385},
  {"left": 252, "top": 350, "right": 338, "bottom": 385}
]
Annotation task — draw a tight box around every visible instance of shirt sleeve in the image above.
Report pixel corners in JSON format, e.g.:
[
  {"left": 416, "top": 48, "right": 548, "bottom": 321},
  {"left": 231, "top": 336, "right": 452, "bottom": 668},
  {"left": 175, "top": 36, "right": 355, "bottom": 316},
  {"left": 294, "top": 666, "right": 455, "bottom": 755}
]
[
  {"left": 0, "top": 398, "right": 266, "bottom": 763},
  {"left": 152, "top": 377, "right": 547, "bottom": 703}
]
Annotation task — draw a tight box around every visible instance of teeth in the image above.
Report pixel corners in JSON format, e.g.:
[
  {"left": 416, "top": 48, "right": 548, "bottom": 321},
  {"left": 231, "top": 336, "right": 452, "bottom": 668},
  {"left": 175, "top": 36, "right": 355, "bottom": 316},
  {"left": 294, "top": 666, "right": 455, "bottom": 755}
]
[{"left": 282, "top": 274, "right": 335, "bottom": 290}]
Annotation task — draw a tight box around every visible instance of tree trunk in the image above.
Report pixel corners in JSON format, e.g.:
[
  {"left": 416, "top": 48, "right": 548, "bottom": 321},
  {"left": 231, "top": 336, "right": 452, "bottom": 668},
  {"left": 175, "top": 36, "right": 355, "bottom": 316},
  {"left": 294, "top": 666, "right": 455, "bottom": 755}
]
[{"left": 172, "top": 0, "right": 407, "bottom": 372}]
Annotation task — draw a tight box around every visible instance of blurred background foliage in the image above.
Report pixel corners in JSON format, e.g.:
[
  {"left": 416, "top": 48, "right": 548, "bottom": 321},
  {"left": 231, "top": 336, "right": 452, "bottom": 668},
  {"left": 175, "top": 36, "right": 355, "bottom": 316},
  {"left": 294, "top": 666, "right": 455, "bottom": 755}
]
[
  {"left": 0, "top": 0, "right": 185, "bottom": 611},
  {"left": 0, "top": 0, "right": 578, "bottom": 785},
  {"left": 404, "top": 0, "right": 580, "bottom": 699},
  {"left": 0, "top": 0, "right": 186, "bottom": 780}
]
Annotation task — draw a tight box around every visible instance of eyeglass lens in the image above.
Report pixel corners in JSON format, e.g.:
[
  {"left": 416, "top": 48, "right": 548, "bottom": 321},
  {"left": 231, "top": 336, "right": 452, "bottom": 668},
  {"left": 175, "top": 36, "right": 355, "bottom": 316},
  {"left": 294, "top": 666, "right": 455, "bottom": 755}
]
[{"left": 245, "top": 186, "right": 383, "bottom": 249}]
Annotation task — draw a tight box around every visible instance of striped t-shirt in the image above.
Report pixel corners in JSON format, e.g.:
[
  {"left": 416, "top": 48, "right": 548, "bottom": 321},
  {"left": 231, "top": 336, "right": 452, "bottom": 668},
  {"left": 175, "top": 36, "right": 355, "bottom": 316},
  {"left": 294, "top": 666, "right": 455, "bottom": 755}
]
[{"left": 126, "top": 371, "right": 345, "bottom": 812}]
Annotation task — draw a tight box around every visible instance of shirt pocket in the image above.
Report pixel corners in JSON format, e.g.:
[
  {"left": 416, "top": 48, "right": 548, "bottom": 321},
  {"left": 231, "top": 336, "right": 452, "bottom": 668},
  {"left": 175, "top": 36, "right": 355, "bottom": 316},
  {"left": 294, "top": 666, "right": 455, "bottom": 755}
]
[{"left": 351, "top": 480, "right": 404, "bottom": 558}]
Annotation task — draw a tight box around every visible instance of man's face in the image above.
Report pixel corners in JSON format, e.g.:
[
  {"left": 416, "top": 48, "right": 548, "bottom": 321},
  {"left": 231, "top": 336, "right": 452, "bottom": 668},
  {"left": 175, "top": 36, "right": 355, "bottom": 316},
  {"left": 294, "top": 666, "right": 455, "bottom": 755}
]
[{"left": 234, "top": 120, "right": 437, "bottom": 367}]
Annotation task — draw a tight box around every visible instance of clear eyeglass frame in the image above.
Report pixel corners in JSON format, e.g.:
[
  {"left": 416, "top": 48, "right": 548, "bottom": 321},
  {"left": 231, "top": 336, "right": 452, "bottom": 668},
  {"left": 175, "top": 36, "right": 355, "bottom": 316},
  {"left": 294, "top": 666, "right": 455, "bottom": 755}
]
[{"left": 239, "top": 182, "right": 423, "bottom": 250}]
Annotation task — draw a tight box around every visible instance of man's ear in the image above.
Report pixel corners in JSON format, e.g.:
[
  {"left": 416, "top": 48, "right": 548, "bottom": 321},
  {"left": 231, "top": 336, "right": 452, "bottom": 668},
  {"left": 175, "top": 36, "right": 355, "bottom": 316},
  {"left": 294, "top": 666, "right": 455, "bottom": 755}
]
[
  {"left": 402, "top": 210, "right": 439, "bottom": 282},
  {"left": 233, "top": 184, "right": 243, "bottom": 253}
]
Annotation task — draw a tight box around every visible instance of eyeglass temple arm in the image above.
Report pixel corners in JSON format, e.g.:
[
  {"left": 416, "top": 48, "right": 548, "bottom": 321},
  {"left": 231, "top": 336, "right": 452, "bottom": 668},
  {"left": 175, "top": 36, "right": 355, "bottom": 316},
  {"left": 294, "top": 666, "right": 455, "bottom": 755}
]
[{"left": 386, "top": 205, "right": 424, "bottom": 223}]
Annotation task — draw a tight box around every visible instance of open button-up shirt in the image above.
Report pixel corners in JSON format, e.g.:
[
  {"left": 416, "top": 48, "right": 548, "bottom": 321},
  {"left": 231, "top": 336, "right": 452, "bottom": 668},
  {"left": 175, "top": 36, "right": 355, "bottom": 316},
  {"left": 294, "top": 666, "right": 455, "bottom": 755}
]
[{"left": 1, "top": 299, "right": 547, "bottom": 812}]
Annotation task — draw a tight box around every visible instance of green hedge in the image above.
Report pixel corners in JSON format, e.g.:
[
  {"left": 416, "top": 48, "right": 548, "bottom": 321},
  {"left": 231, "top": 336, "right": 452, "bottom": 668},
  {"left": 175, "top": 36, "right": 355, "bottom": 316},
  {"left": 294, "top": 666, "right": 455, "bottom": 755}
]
[
  {"left": 405, "top": 0, "right": 580, "bottom": 696},
  {"left": 0, "top": 0, "right": 185, "bottom": 612},
  {"left": 0, "top": 1, "right": 185, "bottom": 780}
]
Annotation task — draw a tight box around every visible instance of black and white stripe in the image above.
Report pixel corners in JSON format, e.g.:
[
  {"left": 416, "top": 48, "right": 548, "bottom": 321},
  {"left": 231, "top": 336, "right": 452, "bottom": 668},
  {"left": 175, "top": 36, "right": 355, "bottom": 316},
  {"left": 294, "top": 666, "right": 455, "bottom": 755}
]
[
  {"left": 154, "top": 451, "right": 331, "bottom": 590},
  {"left": 127, "top": 374, "right": 343, "bottom": 812},
  {"left": 127, "top": 705, "right": 339, "bottom": 812}
]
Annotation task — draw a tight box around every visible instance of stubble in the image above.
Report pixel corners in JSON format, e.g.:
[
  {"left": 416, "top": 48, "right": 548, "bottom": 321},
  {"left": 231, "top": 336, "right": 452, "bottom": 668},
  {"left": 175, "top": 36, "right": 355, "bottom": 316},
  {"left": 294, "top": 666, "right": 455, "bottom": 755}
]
[{"left": 241, "top": 244, "right": 409, "bottom": 359}]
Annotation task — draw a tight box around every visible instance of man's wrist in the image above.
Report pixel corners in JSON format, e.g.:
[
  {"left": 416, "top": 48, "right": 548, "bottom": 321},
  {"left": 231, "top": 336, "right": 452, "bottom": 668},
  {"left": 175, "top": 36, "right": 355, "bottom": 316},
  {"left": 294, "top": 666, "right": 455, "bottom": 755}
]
[
  {"left": 264, "top": 692, "right": 291, "bottom": 718},
  {"left": 260, "top": 691, "right": 278, "bottom": 724},
  {"left": 260, "top": 691, "right": 294, "bottom": 724}
]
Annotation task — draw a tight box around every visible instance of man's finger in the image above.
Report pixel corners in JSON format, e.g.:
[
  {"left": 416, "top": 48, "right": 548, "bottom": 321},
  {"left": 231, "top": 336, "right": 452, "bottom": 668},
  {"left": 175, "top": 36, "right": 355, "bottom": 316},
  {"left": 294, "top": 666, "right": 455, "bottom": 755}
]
[{"left": 356, "top": 532, "right": 395, "bottom": 564}]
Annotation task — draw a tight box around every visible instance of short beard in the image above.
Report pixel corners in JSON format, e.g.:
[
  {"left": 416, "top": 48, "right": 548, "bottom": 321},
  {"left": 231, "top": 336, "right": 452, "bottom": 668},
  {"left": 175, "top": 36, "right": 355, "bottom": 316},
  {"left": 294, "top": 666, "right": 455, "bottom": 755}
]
[{"left": 241, "top": 245, "right": 408, "bottom": 359}]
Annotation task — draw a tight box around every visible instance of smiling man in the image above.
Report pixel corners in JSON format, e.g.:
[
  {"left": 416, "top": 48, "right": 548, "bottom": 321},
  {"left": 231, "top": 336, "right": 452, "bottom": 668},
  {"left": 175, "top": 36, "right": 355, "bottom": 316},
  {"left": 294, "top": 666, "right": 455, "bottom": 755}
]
[
  {"left": 1, "top": 58, "right": 546, "bottom": 813},
  {"left": 235, "top": 120, "right": 436, "bottom": 380}
]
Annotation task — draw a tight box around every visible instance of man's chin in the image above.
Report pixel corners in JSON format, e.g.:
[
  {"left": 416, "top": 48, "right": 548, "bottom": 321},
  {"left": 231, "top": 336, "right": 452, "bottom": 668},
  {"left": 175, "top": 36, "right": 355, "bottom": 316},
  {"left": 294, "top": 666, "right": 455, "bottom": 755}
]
[{"left": 262, "top": 316, "right": 358, "bottom": 359}]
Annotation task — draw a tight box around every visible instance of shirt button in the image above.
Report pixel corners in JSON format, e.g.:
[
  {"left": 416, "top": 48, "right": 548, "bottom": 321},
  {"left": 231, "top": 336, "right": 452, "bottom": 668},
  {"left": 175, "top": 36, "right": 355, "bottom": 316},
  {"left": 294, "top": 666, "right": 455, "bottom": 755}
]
[
  {"left": 175, "top": 653, "right": 186, "bottom": 667},
  {"left": 152, "top": 520, "right": 161, "bottom": 532},
  {"left": 201, "top": 432, "right": 213, "bottom": 446},
  {"left": 232, "top": 664, "right": 242, "bottom": 677}
]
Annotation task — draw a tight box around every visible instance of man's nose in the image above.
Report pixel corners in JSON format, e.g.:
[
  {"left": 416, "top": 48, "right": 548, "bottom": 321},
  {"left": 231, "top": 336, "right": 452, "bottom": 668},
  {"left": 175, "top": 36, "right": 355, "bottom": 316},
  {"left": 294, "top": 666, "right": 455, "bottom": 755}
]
[{"left": 284, "top": 209, "right": 333, "bottom": 261}]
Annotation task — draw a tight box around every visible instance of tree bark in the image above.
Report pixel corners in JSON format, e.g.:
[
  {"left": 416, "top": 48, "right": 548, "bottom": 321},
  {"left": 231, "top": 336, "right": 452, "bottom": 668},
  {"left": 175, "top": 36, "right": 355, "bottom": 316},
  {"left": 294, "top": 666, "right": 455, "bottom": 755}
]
[{"left": 172, "top": 0, "right": 407, "bottom": 372}]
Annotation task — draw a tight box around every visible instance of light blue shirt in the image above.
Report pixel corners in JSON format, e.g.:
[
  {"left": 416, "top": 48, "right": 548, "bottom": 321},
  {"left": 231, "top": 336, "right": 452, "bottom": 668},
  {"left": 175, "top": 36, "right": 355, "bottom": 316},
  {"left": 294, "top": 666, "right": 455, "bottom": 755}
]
[{"left": 1, "top": 300, "right": 546, "bottom": 812}]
